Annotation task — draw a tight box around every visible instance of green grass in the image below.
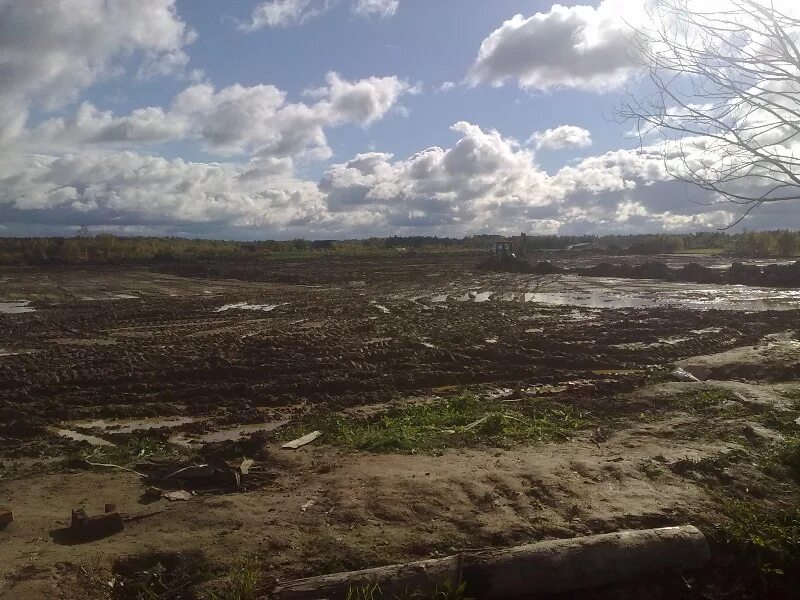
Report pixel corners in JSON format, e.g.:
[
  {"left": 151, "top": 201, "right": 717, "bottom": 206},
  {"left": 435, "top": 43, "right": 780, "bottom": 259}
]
[
  {"left": 288, "top": 394, "right": 590, "bottom": 453},
  {"left": 720, "top": 500, "right": 800, "bottom": 578},
  {"left": 79, "top": 435, "right": 182, "bottom": 466},
  {"left": 346, "top": 583, "right": 381, "bottom": 600},
  {"left": 345, "top": 580, "right": 471, "bottom": 600},
  {"left": 207, "top": 555, "right": 262, "bottom": 600},
  {"left": 780, "top": 387, "right": 800, "bottom": 402},
  {"left": 661, "top": 388, "right": 745, "bottom": 420},
  {"left": 761, "top": 401, "right": 800, "bottom": 483}
]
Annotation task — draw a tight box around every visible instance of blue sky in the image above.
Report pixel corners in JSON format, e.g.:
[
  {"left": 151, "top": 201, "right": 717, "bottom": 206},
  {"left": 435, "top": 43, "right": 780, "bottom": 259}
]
[
  {"left": 89, "top": 0, "right": 623, "bottom": 170},
  {"left": 0, "top": 0, "right": 797, "bottom": 239}
]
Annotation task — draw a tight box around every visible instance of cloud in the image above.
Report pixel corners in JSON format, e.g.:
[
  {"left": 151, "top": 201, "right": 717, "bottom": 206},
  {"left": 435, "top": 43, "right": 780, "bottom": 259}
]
[
  {"left": 6, "top": 120, "right": 799, "bottom": 237},
  {"left": 469, "top": 1, "right": 639, "bottom": 92},
  {"left": 0, "top": 0, "right": 195, "bottom": 141},
  {"left": 353, "top": 0, "right": 399, "bottom": 19},
  {"left": 242, "top": 0, "right": 398, "bottom": 30},
  {"left": 0, "top": 150, "right": 326, "bottom": 231},
  {"left": 27, "top": 73, "right": 412, "bottom": 158},
  {"left": 530, "top": 125, "right": 593, "bottom": 151},
  {"left": 239, "top": 0, "right": 326, "bottom": 30},
  {"left": 319, "top": 121, "right": 766, "bottom": 235},
  {"left": 469, "top": 1, "right": 800, "bottom": 93}
]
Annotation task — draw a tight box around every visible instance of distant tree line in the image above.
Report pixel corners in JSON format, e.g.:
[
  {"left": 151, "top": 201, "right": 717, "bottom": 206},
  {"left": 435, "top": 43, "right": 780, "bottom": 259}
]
[{"left": 0, "top": 230, "right": 797, "bottom": 266}]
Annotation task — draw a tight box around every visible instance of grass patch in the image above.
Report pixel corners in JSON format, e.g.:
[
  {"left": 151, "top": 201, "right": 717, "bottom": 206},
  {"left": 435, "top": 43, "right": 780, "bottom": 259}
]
[
  {"left": 719, "top": 499, "right": 800, "bottom": 579},
  {"left": 671, "top": 388, "right": 741, "bottom": 414},
  {"left": 776, "top": 438, "right": 800, "bottom": 482},
  {"left": 780, "top": 387, "right": 800, "bottom": 402},
  {"left": 288, "top": 394, "right": 590, "bottom": 453},
  {"left": 761, "top": 402, "right": 800, "bottom": 483},
  {"left": 346, "top": 581, "right": 471, "bottom": 600},
  {"left": 79, "top": 435, "right": 183, "bottom": 466},
  {"left": 208, "top": 555, "right": 262, "bottom": 600}
]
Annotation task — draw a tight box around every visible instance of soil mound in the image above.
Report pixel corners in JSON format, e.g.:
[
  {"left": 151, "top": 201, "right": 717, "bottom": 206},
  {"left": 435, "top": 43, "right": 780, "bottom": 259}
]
[{"left": 481, "top": 257, "right": 800, "bottom": 288}]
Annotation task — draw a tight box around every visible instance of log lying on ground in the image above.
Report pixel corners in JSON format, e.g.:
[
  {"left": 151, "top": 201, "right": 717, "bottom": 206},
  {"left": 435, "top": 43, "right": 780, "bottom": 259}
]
[{"left": 274, "top": 526, "right": 709, "bottom": 600}]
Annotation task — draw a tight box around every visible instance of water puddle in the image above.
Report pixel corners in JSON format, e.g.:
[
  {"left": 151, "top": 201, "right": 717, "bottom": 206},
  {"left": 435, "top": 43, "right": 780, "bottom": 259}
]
[
  {"left": 431, "top": 294, "right": 449, "bottom": 303},
  {"left": 474, "top": 292, "right": 493, "bottom": 303},
  {"left": 215, "top": 302, "right": 284, "bottom": 313},
  {"left": 69, "top": 416, "right": 203, "bottom": 434},
  {"left": 0, "top": 348, "right": 36, "bottom": 357},
  {"left": 691, "top": 327, "right": 724, "bottom": 335},
  {"left": 613, "top": 336, "right": 693, "bottom": 350},
  {"left": 522, "top": 277, "right": 800, "bottom": 311},
  {"left": 50, "top": 338, "right": 117, "bottom": 346},
  {"left": 0, "top": 301, "right": 35, "bottom": 314},
  {"left": 81, "top": 294, "right": 139, "bottom": 301},
  {"left": 168, "top": 420, "right": 289, "bottom": 447},
  {"left": 47, "top": 427, "right": 114, "bottom": 447}
]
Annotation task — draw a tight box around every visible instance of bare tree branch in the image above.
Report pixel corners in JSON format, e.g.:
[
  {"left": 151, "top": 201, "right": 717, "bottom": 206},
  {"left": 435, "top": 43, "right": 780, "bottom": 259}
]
[{"left": 619, "top": 0, "right": 800, "bottom": 228}]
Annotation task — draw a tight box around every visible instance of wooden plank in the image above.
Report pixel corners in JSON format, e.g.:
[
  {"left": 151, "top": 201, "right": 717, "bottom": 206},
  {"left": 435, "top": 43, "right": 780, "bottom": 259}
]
[{"left": 282, "top": 431, "right": 322, "bottom": 449}]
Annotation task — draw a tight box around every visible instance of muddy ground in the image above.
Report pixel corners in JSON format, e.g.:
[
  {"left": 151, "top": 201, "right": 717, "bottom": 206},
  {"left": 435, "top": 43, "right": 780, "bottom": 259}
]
[{"left": 1, "top": 252, "right": 799, "bottom": 599}]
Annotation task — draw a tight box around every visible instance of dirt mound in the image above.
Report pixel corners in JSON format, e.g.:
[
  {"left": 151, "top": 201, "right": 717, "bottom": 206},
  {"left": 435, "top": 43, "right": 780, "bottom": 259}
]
[{"left": 483, "top": 257, "right": 800, "bottom": 289}]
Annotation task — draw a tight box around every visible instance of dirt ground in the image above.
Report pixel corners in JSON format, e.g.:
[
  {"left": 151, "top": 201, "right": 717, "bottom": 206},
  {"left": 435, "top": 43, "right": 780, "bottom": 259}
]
[{"left": 1, "top": 252, "right": 799, "bottom": 599}]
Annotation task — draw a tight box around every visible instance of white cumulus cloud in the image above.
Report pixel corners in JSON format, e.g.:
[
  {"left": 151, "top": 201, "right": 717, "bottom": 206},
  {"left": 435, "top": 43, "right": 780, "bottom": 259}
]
[
  {"left": 27, "top": 73, "right": 413, "bottom": 159},
  {"left": 469, "top": 1, "right": 639, "bottom": 92},
  {"left": 530, "top": 126, "right": 593, "bottom": 151},
  {"left": 0, "top": 0, "right": 195, "bottom": 141}
]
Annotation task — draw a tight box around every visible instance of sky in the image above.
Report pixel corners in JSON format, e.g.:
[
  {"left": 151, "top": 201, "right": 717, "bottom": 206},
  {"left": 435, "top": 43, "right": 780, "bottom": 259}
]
[{"left": 0, "top": 0, "right": 798, "bottom": 240}]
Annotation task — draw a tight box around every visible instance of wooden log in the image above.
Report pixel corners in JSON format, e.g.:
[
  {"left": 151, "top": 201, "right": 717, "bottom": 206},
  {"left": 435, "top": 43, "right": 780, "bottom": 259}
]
[
  {"left": 273, "top": 526, "right": 710, "bottom": 600},
  {"left": 69, "top": 508, "right": 124, "bottom": 540}
]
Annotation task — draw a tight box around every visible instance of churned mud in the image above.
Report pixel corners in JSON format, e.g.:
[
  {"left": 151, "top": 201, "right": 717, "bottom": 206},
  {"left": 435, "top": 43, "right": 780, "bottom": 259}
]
[{"left": 1, "top": 253, "right": 799, "bottom": 599}]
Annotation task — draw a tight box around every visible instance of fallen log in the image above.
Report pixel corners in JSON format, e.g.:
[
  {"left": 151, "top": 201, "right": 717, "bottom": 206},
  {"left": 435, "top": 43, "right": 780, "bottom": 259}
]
[{"left": 273, "top": 525, "right": 709, "bottom": 600}]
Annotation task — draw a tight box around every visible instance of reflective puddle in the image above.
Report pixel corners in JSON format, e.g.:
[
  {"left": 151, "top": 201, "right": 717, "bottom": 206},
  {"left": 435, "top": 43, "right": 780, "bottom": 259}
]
[
  {"left": 168, "top": 420, "right": 290, "bottom": 447},
  {"left": 47, "top": 427, "right": 114, "bottom": 447},
  {"left": 215, "top": 302, "right": 284, "bottom": 313},
  {"left": 0, "top": 301, "right": 35, "bottom": 314},
  {"left": 69, "top": 416, "right": 203, "bottom": 434}
]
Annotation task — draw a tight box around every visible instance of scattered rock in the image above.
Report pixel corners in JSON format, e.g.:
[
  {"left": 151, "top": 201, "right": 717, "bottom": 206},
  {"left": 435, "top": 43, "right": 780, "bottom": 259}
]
[
  {"left": 163, "top": 490, "right": 193, "bottom": 502},
  {"left": 671, "top": 367, "right": 700, "bottom": 382}
]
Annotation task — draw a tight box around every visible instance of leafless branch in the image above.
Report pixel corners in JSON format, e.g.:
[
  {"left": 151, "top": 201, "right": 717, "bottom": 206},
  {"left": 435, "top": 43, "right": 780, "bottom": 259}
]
[{"left": 619, "top": 0, "right": 800, "bottom": 228}]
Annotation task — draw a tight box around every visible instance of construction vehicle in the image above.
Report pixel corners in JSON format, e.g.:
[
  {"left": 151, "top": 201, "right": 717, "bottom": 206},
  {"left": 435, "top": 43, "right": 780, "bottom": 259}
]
[{"left": 494, "top": 240, "right": 513, "bottom": 259}]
